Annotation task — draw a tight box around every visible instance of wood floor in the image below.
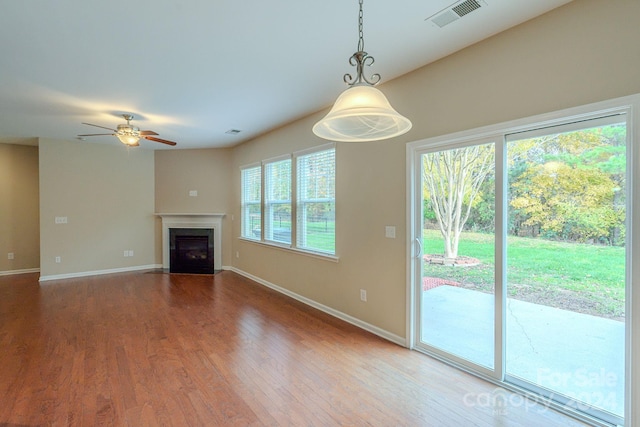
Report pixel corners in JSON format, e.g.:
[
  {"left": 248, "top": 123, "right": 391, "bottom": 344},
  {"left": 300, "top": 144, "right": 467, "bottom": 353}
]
[{"left": 0, "top": 270, "right": 587, "bottom": 426}]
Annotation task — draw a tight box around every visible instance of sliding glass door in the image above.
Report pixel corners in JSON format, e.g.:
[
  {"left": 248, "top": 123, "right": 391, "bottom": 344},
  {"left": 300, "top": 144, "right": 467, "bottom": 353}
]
[
  {"left": 411, "top": 111, "right": 628, "bottom": 426},
  {"left": 418, "top": 141, "right": 497, "bottom": 371},
  {"left": 505, "top": 117, "right": 626, "bottom": 423}
]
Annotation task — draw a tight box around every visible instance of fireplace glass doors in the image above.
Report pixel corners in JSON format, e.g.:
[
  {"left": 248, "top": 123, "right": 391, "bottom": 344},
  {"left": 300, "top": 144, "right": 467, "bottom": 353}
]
[{"left": 169, "top": 228, "right": 214, "bottom": 274}]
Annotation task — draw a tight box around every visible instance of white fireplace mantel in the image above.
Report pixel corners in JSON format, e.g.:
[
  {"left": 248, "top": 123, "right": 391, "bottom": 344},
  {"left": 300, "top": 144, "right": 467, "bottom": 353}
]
[{"left": 156, "top": 213, "right": 225, "bottom": 271}]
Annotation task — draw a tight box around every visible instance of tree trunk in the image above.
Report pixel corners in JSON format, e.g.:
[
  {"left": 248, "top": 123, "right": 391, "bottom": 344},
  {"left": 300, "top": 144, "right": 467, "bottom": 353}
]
[{"left": 423, "top": 145, "right": 494, "bottom": 260}]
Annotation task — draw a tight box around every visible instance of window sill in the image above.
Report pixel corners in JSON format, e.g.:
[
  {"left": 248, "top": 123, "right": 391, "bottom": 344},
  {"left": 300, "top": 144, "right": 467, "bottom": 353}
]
[{"left": 238, "top": 237, "right": 339, "bottom": 263}]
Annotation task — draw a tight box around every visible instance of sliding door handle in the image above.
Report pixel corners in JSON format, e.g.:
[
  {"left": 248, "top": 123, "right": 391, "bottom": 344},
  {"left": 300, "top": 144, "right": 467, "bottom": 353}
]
[{"left": 415, "top": 238, "right": 422, "bottom": 258}]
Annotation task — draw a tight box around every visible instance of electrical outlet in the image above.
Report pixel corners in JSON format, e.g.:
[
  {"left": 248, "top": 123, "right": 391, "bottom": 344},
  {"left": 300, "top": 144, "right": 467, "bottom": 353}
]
[
  {"left": 55, "top": 216, "right": 68, "bottom": 224},
  {"left": 360, "top": 289, "right": 367, "bottom": 302},
  {"left": 129, "top": 250, "right": 134, "bottom": 257},
  {"left": 7, "top": 252, "right": 14, "bottom": 260},
  {"left": 189, "top": 190, "right": 198, "bottom": 197},
  {"left": 385, "top": 226, "right": 396, "bottom": 238},
  {"left": 235, "top": 251, "right": 239, "bottom": 259},
  {"left": 124, "top": 250, "right": 129, "bottom": 257},
  {"left": 55, "top": 256, "right": 61, "bottom": 263}
]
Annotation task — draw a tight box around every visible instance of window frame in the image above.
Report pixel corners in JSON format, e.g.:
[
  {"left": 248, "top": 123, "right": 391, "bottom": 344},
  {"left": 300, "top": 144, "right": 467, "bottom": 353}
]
[
  {"left": 406, "top": 94, "right": 640, "bottom": 427},
  {"left": 295, "top": 145, "right": 336, "bottom": 255},
  {"left": 240, "top": 163, "right": 262, "bottom": 241},
  {"left": 263, "top": 155, "right": 293, "bottom": 246},
  {"left": 239, "top": 144, "right": 337, "bottom": 261}
]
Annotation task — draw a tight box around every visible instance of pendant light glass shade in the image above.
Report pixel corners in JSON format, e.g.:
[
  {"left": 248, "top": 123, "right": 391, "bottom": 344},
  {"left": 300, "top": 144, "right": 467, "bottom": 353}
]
[
  {"left": 313, "top": 84, "right": 412, "bottom": 142},
  {"left": 312, "top": 0, "right": 411, "bottom": 142}
]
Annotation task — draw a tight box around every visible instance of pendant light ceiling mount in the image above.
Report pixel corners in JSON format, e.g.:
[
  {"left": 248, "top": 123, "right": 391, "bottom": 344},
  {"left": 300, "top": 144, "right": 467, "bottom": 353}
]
[{"left": 313, "top": 0, "right": 412, "bottom": 143}]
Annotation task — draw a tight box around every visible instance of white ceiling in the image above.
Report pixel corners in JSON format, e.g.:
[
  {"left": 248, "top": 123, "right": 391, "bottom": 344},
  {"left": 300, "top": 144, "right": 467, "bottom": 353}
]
[{"left": 0, "top": 0, "right": 571, "bottom": 149}]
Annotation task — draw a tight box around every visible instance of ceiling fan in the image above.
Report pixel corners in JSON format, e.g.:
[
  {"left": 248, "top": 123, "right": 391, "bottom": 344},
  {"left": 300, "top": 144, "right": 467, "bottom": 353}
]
[{"left": 78, "top": 114, "right": 177, "bottom": 147}]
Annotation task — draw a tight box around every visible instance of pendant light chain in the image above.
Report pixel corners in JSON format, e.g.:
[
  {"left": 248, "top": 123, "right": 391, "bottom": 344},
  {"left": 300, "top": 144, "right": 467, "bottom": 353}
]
[
  {"left": 344, "top": 0, "right": 380, "bottom": 86},
  {"left": 357, "top": 0, "right": 365, "bottom": 53},
  {"left": 312, "top": 0, "right": 413, "bottom": 142}
]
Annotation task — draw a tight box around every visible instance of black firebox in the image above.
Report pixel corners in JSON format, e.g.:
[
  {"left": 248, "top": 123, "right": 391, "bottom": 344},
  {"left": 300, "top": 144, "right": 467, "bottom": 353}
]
[{"left": 169, "top": 228, "right": 214, "bottom": 274}]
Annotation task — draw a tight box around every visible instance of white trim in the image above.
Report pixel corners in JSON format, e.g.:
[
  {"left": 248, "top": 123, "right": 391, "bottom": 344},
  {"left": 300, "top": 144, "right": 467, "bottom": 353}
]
[
  {"left": 626, "top": 101, "right": 637, "bottom": 426},
  {"left": 405, "top": 143, "right": 419, "bottom": 350},
  {"left": 505, "top": 113, "right": 626, "bottom": 142},
  {"left": 293, "top": 142, "right": 336, "bottom": 158},
  {"left": 38, "top": 264, "right": 162, "bottom": 282},
  {"left": 0, "top": 268, "right": 40, "bottom": 277},
  {"left": 154, "top": 213, "right": 226, "bottom": 217},
  {"left": 229, "top": 266, "right": 405, "bottom": 347},
  {"left": 495, "top": 137, "right": 507, "bottom": 381},
  {"left": 262, "top": 153, "right": 292, "bottom": 165},
  {"left": 238, "top": 237, "right": 339, "bottom": 262},
  {"left": 239, "top": 161, "right": 261, "bottom": 171},
  {"left": 407, "top": 94, "right": 639, "bottom": 151},
  {"left": 263, "top": 157, "right": 293, "bottom": 245}
]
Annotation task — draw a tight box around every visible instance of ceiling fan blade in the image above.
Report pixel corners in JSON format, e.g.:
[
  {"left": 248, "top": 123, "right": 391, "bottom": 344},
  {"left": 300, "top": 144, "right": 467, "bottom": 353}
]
[
  {"left": 82, "top": 122, "right": 117, "bottom": 132},
  {"left": 140, "top": 130, "right": 159, "bottom": 136},
  {"left": 77, "top": 133, "right": 115, "bottom": 137},
  {"left": 144, "top": 136, "right": 177, "bottom": 146}
]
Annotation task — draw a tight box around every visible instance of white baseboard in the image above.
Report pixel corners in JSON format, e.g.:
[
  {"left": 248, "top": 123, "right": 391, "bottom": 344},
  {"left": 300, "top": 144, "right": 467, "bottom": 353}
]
[
  {"left": 0, "top": 268, "right": 40, "bottom": 277},
  {"left": 228, "top": 266, "right": 406, "bottom": 347},
  {"left": 38, "top": 264, "right": 163, "bottom": 282}
]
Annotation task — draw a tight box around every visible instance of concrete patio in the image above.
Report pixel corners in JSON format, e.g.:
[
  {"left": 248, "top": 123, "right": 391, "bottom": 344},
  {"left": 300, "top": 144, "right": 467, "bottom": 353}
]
[{"left": 421, "top": 285, "right": 625, "bottom": 417}]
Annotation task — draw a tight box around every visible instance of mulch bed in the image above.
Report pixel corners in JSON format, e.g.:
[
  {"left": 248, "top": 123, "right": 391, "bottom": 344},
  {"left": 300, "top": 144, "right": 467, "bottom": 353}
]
[
  {"left": 422, "top": 254, "right": 480, "bottom": 291},
  {"left": 423, "top": 254, "right": 480, "bottom": 266}
]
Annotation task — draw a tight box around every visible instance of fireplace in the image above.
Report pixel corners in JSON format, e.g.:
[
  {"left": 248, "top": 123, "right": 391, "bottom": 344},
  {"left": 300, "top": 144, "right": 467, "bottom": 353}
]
[
  {"left": 170, "top": 228, "right": 214, "bottom": 274},
  {"left": 157, "top": 213, "right": 225, "bottom": 273}
]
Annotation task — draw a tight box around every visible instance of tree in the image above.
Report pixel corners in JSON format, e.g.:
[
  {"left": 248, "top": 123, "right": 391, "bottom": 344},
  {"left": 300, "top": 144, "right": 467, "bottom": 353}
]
[
  {"left": 510, "top": 161, "right": 620, "bottom": 242},
  {"left": 507, "top": 125, "right": 626, "bottom": 245},
  {"left": 423, "top": 144, "right": 494, "bottom": 259}
]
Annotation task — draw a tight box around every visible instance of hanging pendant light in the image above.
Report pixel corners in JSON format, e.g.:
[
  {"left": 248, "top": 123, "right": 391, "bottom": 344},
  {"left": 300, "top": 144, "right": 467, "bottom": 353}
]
[{"left": 313, "top": 0, "right": 412, "bottom": 143}]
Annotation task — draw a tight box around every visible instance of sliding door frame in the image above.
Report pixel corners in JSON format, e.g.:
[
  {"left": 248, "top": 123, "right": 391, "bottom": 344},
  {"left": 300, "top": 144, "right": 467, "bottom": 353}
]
[
  {"left": 406, "top": 93, "right": 639, "bottom": 425},
  {"left": 408, "top": 135, "right": 503, "bottom": 380}
]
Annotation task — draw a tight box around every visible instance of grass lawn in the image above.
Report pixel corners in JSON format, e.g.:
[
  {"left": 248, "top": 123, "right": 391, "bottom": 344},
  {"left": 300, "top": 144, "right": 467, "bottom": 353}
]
[
  {"left": 266, "top": 219, "right": 335, "bottom": 253},
  {"left": 422, "top": 229, "right": 626, "bottom": 319},
  {"left": 304, "top": 220, "right": 335, "bottom": 253}
]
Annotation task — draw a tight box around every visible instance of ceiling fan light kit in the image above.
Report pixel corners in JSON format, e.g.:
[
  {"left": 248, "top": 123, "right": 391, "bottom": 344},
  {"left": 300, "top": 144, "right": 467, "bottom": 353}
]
[
  {"left": 116, "top": 115, "right": 141, "bottom": 146},
  {"left": 313, "top": 0, "right": 411, "bottom": 143},
  {"left": 78, "top": 114, "right": 177, "bottom": 147}
]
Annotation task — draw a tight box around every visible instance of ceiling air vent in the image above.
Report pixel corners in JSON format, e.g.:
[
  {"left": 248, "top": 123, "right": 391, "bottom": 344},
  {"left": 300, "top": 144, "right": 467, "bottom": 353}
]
[
  {"left": 427, "top": 0, "right": 485, "bottom": 28},
  {"left": 452, "top": 0, "right": 482, "bottom": 17}
]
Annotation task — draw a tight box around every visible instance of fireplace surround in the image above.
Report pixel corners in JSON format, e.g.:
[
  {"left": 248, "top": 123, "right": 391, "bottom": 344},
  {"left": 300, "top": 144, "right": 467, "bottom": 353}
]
[{"left": 157, "top": 213, "right": 224, "bottom": 273}]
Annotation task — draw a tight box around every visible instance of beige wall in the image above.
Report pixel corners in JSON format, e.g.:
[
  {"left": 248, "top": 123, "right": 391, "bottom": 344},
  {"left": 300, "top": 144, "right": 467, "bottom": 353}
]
[
  {"left": 0, "top": 144, "right": 39, "bottom": 272},
  {"left": 393, "top": 0, "right": 640, "bottom": 140},
  {"left": 30, "top": 0, "right": 634, "bottom": 341},
  {"left": 227, "top": 1, "right": 640, "bottom": 417},
  {"left": 228, "top": 0, "right": 640, "bottom": 340},
  {"left": 231, "top": 127, "right": 408, "bottom": 337},
  {"left": 13, "top": 0, "right": 638, "bottom": 420},
  {"left": 39, "top": 139, "right": 156, "bottom": 278},
  {"left": 154, "top": 148, "right": 233, "bottom": 267}
]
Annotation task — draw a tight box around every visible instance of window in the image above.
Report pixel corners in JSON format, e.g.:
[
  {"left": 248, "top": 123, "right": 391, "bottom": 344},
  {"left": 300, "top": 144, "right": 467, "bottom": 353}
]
[
  {"left": 241, "top": 165, "right": 261, "bottom": 240},
  {"left": 240, "top": 145, "right": 336, "bottom": 256},
  {"left": 264, "top": 158, "right": 292, "bottom": 244},
  {"left": 297, "top": 148, "right": 336, "bottom": 254}
]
